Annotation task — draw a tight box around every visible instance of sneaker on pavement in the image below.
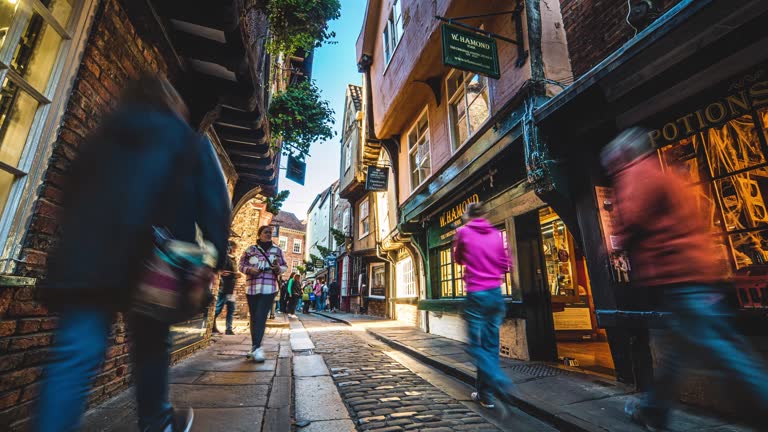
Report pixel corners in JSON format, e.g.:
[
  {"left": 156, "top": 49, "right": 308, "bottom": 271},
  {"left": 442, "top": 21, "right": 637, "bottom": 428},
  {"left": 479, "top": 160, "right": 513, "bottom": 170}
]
[
  {"left": 470, "top": 391, "right": 495, "bottom": 409},
  {"left": 225, "top": 329, "right": 235, "bottom": 335},
  {"left": 252, "top": 347, "right": 266, "bottom": 362},
  {"left": 160, "top": 408, "right": 193, "bottom": 432}
]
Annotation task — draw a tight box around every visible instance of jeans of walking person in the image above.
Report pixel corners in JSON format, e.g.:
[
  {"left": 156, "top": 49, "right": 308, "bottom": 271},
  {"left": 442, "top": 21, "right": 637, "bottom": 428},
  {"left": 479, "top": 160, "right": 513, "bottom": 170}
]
[
  {"left": 639, "top": 284, "right": 768, "bottom": 426},
  {"left": 317, "top": 293, "right": 326, "bottom": 311},
  {"left": 214, "top": 290, "right": 235, "bottom": 332},
  {"left": 464, "top": 287, "right": 513, "bottom": 405},
  {"left": 35, "top": 308, "right": 172, "bottom": 432},
  {"left": 246, "top": 293, "right": 276, "bottom": 350}
]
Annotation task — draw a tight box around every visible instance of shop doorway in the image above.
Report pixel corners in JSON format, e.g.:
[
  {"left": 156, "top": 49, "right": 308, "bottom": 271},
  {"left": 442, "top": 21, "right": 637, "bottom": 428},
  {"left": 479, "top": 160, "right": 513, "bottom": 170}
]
[{"left": 538, "top": 207, "right": 615, "bottom": 376}]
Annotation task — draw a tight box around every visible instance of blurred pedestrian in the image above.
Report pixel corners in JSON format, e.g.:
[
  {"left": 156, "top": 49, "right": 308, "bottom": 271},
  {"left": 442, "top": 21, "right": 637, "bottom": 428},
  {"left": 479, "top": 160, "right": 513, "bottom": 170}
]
[
  {"left": 239, "top": 226, "right": 287, "bottom": 362},
  {"left": 314, "top": 279, "right": 323, "bottom": 311},
  {"left": 302, "top": 282, "right": 312, "bottom": 314},
  {"left": 35, "top": 74, "right": 231, "bottom": 432},
  {"left": 213, "top": 240, "right": 240, "bottom": 335},
  {"left": 328, "top": 280, "right": 340, "bottom": 312},
  {"left": 602, "top": 127, "right": 768, "bottom": 430},
  {"left": 285, "top": 273, "right": 301, "bottom": 318},
  {"left": 321, "top": 279, "right": 329, "bottom": 311},
  {"left": 453, "top": 202, "right": 513, "bottom": 410},
  {"left": 279, "top": 273, "right": 294, "bottom": 315}
]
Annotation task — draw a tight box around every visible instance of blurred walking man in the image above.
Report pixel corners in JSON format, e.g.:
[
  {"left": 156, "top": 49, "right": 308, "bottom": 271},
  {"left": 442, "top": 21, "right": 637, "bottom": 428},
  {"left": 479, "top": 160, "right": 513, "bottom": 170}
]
[{"left": 602, "top": 127, "right": 768, "bottom": 431}]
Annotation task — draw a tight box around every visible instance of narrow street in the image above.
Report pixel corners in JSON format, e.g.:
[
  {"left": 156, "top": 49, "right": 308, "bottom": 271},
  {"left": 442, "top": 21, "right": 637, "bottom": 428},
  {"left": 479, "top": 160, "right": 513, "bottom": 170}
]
[{"left": 298, "top": 313, "right": 556, "bottom": 432}]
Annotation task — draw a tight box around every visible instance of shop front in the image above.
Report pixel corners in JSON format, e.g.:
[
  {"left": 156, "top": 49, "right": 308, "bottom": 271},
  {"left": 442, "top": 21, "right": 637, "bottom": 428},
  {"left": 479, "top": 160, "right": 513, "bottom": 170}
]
[{"left": 534, "top": 0, "right": 768, "bottom": 408}]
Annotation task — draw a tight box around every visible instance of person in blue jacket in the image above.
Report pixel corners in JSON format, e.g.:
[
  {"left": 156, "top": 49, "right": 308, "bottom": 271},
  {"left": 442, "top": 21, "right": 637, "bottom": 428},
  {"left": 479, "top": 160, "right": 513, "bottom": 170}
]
[{"left": 35, "top": 74, "right": 231, "bottom": 432}]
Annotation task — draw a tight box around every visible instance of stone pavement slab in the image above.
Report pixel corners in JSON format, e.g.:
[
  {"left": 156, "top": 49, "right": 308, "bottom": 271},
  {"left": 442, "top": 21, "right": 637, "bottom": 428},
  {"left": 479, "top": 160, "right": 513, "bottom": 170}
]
[
  {"left": 295, "top": 376, "right": 349, "bottom": 422},
  {"left": 194, "top": 371, "right": 274, "bottom": 385},
  {"left": 293, "top": 354, "right": 329, "bottom": 377},
  {"left": 191, "top": 407, "right": 264, "bottom": 431},
  {"left": 299, "top": 419, "right": 357, "bottom": 431}
]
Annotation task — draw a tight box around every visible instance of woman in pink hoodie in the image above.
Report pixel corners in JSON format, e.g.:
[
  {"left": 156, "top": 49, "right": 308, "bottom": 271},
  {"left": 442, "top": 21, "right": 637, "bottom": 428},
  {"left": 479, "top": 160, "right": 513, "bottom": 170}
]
[{"left": 453, "top": 202, "right": 514, "bottom": 410}]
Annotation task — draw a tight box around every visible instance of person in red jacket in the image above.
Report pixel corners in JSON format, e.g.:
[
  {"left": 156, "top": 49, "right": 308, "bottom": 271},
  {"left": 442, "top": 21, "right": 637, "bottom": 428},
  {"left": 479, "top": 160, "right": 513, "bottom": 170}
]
[
  {"left": 602, "top": 127, "right": 768, "bottom": 430},
  {"left": 453, "top": 202, "right": 514, "bottom": 410}
]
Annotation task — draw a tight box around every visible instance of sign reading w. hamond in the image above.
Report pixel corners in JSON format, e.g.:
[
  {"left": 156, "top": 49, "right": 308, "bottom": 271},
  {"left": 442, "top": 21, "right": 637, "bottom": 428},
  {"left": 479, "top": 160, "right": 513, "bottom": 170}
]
[{"left": 441, "top": 24, "right": 500, "bottom": 79}]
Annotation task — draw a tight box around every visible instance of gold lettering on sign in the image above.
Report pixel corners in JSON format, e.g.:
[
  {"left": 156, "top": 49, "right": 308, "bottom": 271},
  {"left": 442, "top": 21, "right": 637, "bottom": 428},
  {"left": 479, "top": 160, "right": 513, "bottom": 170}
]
[
  {"left": 439, "top": 194, "right": 481, "bottom": 228},
  {"left": 649, "top": 80, "right": 768, "bottom": 146}
]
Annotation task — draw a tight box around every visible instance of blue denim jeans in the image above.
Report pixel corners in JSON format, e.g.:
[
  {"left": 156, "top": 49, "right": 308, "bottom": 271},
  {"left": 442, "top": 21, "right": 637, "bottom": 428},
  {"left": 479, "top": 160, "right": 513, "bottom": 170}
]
[
  {"left": 35, "top": 308, "right": 172, "bottom": 431},
  {"left": 641, "top": 284, "right": 768, "bottom": 425},
  {"left": 464, "top": 287, "right": 513, "bottom": 404},
  {"left": 214, "top": 290, "right": 235, "bottom": 331}
]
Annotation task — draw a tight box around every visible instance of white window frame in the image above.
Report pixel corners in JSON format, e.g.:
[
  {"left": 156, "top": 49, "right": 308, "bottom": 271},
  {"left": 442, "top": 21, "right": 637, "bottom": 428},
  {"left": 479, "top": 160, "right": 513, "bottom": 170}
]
[
  {"left": 342, "top": 207, "right": 350, "bottom": 235},
  {"left": 278, "top": 236, "right": 288, "bottom": 250},
  {"left": 293, "top": 238, "right": 302, "bottom": 254},
  {"left": 343, "top": 136, "right": 352, "bottom": 172},
  {"left": 382, "top": 0, "right": 403, "bottom": 65},
  {"left": 396, "top": 256, "right": 417, "bottom": 298},
  {"left": 340, "top": 255, "right": 349, "bottom": 296},
  {"left": 359, "top": 199, "right": 370, "bottom": 239},
  {"left": 292, "top": 259, "right": 301, "bottom": 273},
  {"left": 0, "top": 0, "right": 99, "bottom": 273},
  {"left": 407, "top": 108, "right": 431, "bottom": 191},
  {"left": 446, "top": 69, "right": 491, "bottom": 151}
]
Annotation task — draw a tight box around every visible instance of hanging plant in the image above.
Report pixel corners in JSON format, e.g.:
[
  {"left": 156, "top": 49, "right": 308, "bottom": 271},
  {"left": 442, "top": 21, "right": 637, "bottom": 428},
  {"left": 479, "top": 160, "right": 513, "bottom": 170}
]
[
  {"left": 265, "top": 190, "right": 290, "bottom": 215},
  {"left": 265, "top": 0, "right": 341, "bottom": 55},
  {"left": 331, "top": 227, "right": 348, "bottom": 247},
  {"left": 269, "top": 81, "right": 335, "bottom": 160}
]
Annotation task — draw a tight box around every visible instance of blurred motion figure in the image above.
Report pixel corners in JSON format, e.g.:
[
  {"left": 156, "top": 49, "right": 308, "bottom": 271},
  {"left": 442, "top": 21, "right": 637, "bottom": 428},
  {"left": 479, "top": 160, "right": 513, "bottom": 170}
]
[
  {"left": 35, "top": 74, "right": 231, "bottom": 432},
  {"left": 602, "top": 127, "right": 768, "bottom": 431}
]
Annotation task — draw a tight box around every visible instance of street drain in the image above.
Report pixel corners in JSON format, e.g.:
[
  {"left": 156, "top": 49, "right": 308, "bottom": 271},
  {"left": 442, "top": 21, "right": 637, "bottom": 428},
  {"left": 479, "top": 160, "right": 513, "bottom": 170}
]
[{"left": 507, "top": 364, "right": 565, "bottom": 377}]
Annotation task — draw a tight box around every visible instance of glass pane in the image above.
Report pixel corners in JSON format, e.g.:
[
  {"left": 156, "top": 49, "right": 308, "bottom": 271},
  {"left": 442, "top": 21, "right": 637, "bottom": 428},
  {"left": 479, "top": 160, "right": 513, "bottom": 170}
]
[
  {"left": 10, "top": 0, "right": 73, "bottom": 93},
  {"left": 467, "top": 86, "right": 489, "bottom": 135},
  {"left": 715, "top": 168, "right": 768, "bottom": 232},
  {"left": 659, "top": 135, "right": 710, "bottom": 183},
  {"left": 418, "top": 115, "right": 428, "bottom": 136},
  {"left": 704, "top": 115, "right": 764, "bottom": 178},
  {"left": 0, "top": 78, "right": 39, "bottom": 167},
  {"left": 0, "top": 0, "right": 21, "bottom": 52},
  {"left": 729, "top": 229, "right": 768, "bottom": 269},
  {"left": 0, "top": 169, "right": 15, "bottom": 215}
]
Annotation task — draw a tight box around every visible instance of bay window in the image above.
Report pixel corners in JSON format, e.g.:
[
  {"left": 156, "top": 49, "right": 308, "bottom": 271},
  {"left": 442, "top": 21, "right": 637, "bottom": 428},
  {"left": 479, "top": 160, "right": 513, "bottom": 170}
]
[{"left": 447, "top": 70, "right": 490, "bottom": 150}]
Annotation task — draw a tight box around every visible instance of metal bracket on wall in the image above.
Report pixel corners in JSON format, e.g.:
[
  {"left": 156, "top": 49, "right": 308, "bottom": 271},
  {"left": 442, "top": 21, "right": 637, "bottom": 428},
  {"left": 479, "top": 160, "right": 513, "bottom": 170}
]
[{"left": 434, "top": 1, "right": 528, "bottom": 68}]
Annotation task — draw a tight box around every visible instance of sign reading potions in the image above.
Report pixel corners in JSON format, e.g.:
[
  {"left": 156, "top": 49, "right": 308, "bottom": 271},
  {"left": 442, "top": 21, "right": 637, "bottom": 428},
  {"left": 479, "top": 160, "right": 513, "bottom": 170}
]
[
  {"left": 365, "top": 166, "right": 389, "bottom": 191},
  {"left": 441, "top": 24, "right": 500, "bottom": 79}
]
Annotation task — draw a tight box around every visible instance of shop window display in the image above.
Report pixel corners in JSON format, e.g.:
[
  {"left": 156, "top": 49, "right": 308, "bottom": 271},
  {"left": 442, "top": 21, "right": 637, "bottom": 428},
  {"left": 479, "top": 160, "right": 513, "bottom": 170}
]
[{"left": 659, "top": 108, "right": 768, "bottom": 271}]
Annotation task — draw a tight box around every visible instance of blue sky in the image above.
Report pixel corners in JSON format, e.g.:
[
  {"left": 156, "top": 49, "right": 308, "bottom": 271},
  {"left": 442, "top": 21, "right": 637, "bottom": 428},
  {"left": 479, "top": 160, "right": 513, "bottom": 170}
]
[{"left": 277, "top": 0, "right": 366, "bottom": 219}]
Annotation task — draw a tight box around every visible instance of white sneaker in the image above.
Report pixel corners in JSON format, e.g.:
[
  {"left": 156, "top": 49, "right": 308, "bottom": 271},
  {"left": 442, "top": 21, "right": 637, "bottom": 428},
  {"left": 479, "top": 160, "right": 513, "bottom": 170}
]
[
  {"left": 252, "top": 347, "right": 265, "bottom": 362},
  {"left": 471, "top": 391, "right": 495, "bottom": 409}
]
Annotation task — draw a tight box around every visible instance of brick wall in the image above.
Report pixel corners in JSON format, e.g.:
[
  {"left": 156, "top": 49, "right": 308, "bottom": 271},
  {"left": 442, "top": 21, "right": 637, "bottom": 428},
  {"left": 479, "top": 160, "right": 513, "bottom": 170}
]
[
  {"left": 559, "top": 0, "right": 683, "bottom": 78},
  {"left": 0, "top": 0, "right": 178, "bottom": 429}
]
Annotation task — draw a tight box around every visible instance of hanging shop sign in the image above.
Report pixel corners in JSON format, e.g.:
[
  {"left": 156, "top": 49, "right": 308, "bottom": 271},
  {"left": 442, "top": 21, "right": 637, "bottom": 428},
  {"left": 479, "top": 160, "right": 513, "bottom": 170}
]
[
  {"left": 365, "top": 166, "right": 389, "bottom": 191},
  {"left": 286, "top": 155, "right": 306, "bottom": 185},
  {"left": 441, "top": 24, "right": 500, "bottom": 79}
]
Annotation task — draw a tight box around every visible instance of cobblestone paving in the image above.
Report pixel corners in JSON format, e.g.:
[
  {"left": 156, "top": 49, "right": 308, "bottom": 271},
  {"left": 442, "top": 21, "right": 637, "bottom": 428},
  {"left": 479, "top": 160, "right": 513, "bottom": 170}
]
[{"left": 303, "top": 316, "right": 501, "bottom": 432}]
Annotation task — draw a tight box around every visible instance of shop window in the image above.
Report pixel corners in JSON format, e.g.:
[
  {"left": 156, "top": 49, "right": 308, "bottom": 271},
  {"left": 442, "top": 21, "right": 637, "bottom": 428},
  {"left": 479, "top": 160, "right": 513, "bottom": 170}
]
[
  {"left": 278, "top": 236, "right": 288, "bottom": 250},
  {"left": 438, "top": 246, "right": 464, "bottom": 298},
  {"left": 0, "top": 0, "right": 93, "bottom": 269},
  {"left": 658, "top": 109, "right": 768, "bottom": 271},
  {"left": 396, "top": 256, "right": 416, "bottom": 298},
  {"left": 540, "top": 208, "right": 582, "bottom": 298},
  {"left": 446, "top": 70, "right": 490, "bottom": 150},
  {"left": 499, "top": 228, "right": 515, "bottom": 297},
  {"left": 370, "top": 262, "right": 386, "bottom": 298},
  {"left": 341, "top": 256, "right": 349, "bottom": 296},
  {"left": 293, "top": 239, "right": 302, "bottom": 254},
  {"left": 382, "top": 0, "right": 403, "bottom": 65},
  {"left": 408, "top": 109, "right": 430, "bottom": 190},
  {"left": 359, "top": 199, "right": 370, "bottom": 238}
]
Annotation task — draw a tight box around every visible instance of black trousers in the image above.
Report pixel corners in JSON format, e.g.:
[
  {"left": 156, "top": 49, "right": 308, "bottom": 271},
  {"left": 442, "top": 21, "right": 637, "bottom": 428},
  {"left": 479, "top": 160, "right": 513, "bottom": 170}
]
[
  {"left": 246, "top": 293, "right": 276, "bottom": 349},
  {"left": 285, "top": 296, "right": 298, "bottom": 315},
  {"left": 302, "top": 298, "right": 311, "bottom": 314}
]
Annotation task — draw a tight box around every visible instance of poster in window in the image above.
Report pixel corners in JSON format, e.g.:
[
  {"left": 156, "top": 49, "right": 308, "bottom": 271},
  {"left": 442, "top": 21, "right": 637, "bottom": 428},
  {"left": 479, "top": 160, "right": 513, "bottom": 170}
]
[
  {"left": 595, "top": 186, "right": 632, "bottom": 283},
  {"left": 370, "top": 264, "right": 386, "bottom": 298}
]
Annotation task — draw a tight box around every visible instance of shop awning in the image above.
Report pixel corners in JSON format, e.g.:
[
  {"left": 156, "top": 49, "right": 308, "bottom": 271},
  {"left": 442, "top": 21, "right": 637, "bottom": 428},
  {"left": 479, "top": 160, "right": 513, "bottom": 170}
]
[{"left": 534, "top": 0, "right": 768, "bottom": 135}]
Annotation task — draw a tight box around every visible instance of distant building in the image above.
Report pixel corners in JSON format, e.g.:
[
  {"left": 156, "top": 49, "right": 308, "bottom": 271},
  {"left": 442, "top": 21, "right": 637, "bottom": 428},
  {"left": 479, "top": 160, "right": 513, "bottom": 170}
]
[
  {"left": 304, "top": 183, "right": 336, "bottom": 280},
  {"left": 270, "top": 211, "right": 306, "bottom": 278}
]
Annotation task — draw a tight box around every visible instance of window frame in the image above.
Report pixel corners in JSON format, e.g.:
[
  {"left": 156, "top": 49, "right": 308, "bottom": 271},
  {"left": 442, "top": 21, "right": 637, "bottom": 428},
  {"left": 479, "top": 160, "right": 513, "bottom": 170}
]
[
  {"left": 343, "top": 135, "right": 352, "bottom": 173},
  {"left": 359, "top": 198, "right": 370, "bottom": 239},
  {"left": 407, "top": 107, "right": 431, "bottom": 192},
  {"left": 396, "top": 255, "right": 417, "bottom": 298},
  {"left": 278, "top": 236, "right": 288, "bottom": 250},
  {"left": 342, "top": 207, "right": 350, "bottom": 235},
  {"left": 0, "top": 0, "right": 98, "bottom": 273},
  {"left": 292, "top": 238, "right": 302, "bottom": 254},
  {"left": 446, "top": 69, "right": 491, "bottom": 152},
  {"left": 382, "top": 0, "right": 403, "bottom": 66}
]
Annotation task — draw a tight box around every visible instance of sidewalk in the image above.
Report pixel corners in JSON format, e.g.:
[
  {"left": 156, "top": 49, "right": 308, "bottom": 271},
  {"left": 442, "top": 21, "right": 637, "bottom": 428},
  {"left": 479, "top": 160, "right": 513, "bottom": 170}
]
[
  {"left": 81, "top": 320, "right": 291, "bottom": 432},
  {"left": 314, "top": 311, "right": 757, "bottom": 432}
]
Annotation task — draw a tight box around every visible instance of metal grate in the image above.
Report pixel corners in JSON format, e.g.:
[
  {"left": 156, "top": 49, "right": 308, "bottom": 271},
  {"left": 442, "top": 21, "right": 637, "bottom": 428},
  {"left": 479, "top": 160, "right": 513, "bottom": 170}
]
[{"left": 506, "top": 364, "right": 565, "bottom": 377}]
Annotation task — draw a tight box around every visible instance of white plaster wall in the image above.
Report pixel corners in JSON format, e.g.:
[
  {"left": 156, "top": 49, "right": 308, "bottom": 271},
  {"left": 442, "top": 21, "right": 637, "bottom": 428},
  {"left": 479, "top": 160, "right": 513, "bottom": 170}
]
[
  {"left": 427, "top": 312, "right": 469, "bottom": 344},
  {"left": 395, "top": 304, "right": 418, "bottom": 327}
]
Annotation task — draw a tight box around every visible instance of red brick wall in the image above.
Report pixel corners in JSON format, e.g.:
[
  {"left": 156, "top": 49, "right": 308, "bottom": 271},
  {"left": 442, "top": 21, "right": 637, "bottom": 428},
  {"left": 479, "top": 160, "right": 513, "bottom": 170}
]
[
  {"left": 0, "top": 0, "right": 176, "bottom": 429},
  {"left": 559, "top": 0, "right": 683, "bottom": 78}
]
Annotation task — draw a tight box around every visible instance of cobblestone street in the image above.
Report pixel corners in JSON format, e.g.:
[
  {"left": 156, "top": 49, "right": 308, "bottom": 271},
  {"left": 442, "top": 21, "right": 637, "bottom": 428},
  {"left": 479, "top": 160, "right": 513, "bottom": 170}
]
[{"left": 300, "top": 314, "right": 555, "bottom": 432}]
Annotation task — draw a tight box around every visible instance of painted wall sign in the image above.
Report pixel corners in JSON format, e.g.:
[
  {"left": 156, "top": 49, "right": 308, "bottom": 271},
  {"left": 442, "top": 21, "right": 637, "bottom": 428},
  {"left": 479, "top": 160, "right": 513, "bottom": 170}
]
[
  {"left": 441, "top": 24, "right": 500, "bottom": 79},
  {"left": 365, "top": 165, "right": 389, "bottom": 191},
  {"left": 428, "top": 189, "right": 492, "bottom": 248}
]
